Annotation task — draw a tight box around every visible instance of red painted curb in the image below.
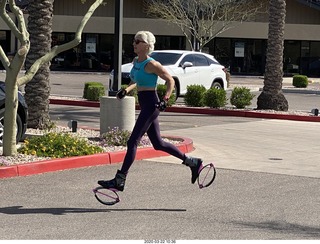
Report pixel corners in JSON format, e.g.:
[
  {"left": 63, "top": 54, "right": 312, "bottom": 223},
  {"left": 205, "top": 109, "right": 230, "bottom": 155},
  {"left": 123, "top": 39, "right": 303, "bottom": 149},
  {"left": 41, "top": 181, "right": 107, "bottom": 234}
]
[
  {"left": 49, "top": 99, "right": 320, "bottom": 123},
  {"left": 0, "top": 136, "right": 193, "bottom": 179},
  {"left": 50, "top": 99, "right": 100, "bottom": 107},
  {"left": 0, "top": 165, "right": 18, "bottom": 178},
  {"left": 165, "top": 106, "right": 320, "bottom": 122},
  {"left": 244, "top": 110, "right": 320, "bottom": 122},
  {"left": 17, "top": 152, "right": 111, "bottom": 177}
]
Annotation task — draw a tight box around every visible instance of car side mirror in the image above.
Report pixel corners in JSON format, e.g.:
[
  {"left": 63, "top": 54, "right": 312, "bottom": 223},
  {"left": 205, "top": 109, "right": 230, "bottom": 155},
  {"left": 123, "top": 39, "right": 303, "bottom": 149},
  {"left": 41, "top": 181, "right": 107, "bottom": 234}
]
[{"left": 181, "top": 61, "right": 193, "bottom": 69}]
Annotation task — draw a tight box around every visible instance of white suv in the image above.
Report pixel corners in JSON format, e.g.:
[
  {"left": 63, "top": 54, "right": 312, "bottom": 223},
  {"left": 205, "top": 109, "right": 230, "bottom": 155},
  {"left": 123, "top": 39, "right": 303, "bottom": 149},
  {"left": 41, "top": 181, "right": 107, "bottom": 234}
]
[{"left": 109, "top": 50, "right": 227, "bottom": 98}]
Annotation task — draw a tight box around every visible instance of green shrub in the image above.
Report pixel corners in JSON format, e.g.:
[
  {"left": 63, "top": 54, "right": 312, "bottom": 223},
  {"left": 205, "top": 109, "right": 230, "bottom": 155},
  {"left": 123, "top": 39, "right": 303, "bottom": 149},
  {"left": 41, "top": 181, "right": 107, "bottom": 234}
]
[
  {"left": 83, "top": 82, "right": 105, "bottom": 99},
  {"left": 230, "top": 86, "right": 255, "bottom": 109},
  {"left": 18, "top": 133, "right": 103, "bottom": 158},
  {"left": 86, "top": 85, "right": 105, "bottom": 101},
  {"left": 292, "top": 75, "right": 308, "bottom": 88},
  {"left": 203, "top": 88, "right": 227, "bottom": 108},
  {"left": 156, "top": 84, "right": 176, "bottom": 106},
  {"left": 184, "top": 85, "right": 206, "bottom": 107}
]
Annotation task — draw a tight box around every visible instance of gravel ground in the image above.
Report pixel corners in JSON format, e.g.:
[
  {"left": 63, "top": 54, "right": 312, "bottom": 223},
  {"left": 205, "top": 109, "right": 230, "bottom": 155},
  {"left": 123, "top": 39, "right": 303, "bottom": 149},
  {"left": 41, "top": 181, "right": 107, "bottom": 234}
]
[{"left": 0, "top": 126, "right": 179, "bottom": 167}]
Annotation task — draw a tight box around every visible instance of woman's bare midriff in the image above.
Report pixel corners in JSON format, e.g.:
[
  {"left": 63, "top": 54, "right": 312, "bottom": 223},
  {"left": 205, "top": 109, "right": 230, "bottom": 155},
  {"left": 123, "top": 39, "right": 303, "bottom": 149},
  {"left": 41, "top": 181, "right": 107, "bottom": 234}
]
[{"left": 137, "top": 86, "right": 156, "bottom": 92}]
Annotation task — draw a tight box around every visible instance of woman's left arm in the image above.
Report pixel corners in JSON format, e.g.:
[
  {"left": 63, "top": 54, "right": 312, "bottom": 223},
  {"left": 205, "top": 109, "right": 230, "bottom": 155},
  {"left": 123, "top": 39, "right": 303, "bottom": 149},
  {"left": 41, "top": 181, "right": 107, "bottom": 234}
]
[{"left": 146, "top": 60, "right": 174, "bottom": 100}]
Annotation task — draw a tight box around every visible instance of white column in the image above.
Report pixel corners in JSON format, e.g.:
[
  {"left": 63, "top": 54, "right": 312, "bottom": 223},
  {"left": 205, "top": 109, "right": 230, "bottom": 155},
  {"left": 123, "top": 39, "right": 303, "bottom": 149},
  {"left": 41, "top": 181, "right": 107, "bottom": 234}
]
[{"left": 100, "top": 96, "right": 135, "bottom": 135}]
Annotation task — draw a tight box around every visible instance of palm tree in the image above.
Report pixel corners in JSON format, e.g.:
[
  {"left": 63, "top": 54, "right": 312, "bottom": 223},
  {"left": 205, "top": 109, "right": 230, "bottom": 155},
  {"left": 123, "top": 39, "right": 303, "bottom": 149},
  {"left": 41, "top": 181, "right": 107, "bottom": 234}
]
[
  {"left": 24, "top": 0, "right": 54, "bottom": 129},
  {"left": 257, "top": 0, "right": 288, "bottom": 111}
]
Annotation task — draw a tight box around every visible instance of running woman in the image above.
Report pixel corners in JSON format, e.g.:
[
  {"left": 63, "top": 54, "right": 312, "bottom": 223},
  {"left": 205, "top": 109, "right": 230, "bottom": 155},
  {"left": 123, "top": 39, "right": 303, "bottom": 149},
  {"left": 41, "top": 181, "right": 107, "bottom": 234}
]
[{"left": 98, "top": 31, "right": 202, "bottom": 191}]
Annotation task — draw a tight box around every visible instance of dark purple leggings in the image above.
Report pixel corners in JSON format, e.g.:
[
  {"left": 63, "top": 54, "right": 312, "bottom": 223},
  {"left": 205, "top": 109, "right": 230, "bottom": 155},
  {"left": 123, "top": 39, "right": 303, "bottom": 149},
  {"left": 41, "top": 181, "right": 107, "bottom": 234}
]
[{"left": 120, "top": 91, "right": 185, "bottom": 174}]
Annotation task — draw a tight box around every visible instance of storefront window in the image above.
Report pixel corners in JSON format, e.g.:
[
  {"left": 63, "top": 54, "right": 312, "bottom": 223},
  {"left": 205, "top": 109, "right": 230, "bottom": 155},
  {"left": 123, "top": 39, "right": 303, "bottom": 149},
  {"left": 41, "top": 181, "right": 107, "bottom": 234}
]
[
  {"left": 309, "top": 42, "right": 320, "bottom": 76},
  {"left": 51, "top": 33, "right": 79, "bottom": 70},
  {"left": 0, "top": 30, "right": 10, "bottom": 69},
  {"left": 214, "top": 38, "right": 231, "bottom": 69},
  {"left": 284, "top": 40, "right": 301, "bottom": 75},
  {"left": 50, "top": 32, "right": 185, "bottom": 72},
  {"left": 244, "top": 39, "right": 265, "bottom": 75},
  {"left": 300, "top": 41, "right": 310, "bottom": 75},
  {"left": 229, "top": 39, "right": 265, "bottom": 75}
]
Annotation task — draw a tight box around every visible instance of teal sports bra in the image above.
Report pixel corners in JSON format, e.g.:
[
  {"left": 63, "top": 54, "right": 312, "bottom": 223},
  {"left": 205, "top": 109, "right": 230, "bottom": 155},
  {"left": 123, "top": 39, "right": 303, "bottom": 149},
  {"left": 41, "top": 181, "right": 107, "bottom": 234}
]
[{"left": 130, "top": 57, "right": 158, "bottom": 88}]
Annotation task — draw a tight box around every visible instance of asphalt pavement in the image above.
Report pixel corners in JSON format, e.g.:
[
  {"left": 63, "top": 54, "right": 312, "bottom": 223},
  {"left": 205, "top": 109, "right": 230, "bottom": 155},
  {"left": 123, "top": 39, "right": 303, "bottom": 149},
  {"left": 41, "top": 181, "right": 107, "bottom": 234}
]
[{"left": 1, "top": 72, "right": 320, "bottom": 240}]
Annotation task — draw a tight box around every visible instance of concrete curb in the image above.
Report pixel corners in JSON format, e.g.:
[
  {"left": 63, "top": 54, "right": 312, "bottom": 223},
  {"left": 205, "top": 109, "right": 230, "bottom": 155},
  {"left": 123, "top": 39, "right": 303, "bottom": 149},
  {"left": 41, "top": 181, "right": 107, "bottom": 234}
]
[
  {"left": 50, "top": 99, "right": 320, "bottom": 123},
  {"left": 0, "top": 136, "right": 194, "bottom": 179},
  {"left": 165, "top": 106, "right": 320, "bottom": 122}
]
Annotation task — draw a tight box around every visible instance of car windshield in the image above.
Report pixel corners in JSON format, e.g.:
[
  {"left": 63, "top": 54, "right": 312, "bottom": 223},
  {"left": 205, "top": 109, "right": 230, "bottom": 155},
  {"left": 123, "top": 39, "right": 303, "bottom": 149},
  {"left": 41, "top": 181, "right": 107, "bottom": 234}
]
[{"left": 150, "top": 52, "right": 182, "bottom": 65}]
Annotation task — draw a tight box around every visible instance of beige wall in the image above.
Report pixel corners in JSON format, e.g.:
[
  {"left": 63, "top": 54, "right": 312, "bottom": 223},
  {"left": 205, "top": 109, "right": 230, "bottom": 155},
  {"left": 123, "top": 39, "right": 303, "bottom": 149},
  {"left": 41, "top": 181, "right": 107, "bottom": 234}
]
[
  {"left": 53, "top": 0, "right": 147, "bottom": 18},
  {"left": 51, "top": 0, "right": 320, "bottom": 40},
  {"left": 52, "top": 15, "right": 183, "bottom": 36},
  {"left": 217, "top": 21, "right": 320, "bottom": 41},
  {"left": 0, "top": 0, "right": 320, "bottom": 53},
  {"left": 286, "top": 0, "right": 320, "bottom": 24}
]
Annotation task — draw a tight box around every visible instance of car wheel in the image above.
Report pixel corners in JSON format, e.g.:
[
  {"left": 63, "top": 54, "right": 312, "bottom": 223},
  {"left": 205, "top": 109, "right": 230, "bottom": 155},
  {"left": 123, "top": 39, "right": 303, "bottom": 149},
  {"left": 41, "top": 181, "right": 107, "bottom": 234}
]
[
  {"left": 211, "top": 81, "right": 223, "bottom": 89},
  {"left": 0, "top": 108, "right": 23, "bottom": 146}
]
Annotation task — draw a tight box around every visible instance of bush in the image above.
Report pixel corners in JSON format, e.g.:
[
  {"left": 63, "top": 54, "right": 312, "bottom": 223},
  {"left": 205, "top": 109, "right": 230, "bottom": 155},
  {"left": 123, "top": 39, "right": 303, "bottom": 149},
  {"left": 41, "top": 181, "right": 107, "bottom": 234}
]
[
  {"left": 86, "top": 85, "right": 105, "bottom": 101},
  {"left": 184, "top": 85, "right": 206, "bottom": 107},
  {"left": 83, "top": 82, "right": 105, "bottom": 99},
  {"left": 156, "top": 84, "right": 176, "bottom": 106},
  {"left": 203, "top": 88, "right": 227, "bottom": 108},
  {"left": 230, "top": 86, "right": 255, "bottom": 109},
  {"left": 18, "top": 133, "right": 103, "bottom": 158},
  {"left": 292, "top": 75, "right": 308, "bottom": 88}
]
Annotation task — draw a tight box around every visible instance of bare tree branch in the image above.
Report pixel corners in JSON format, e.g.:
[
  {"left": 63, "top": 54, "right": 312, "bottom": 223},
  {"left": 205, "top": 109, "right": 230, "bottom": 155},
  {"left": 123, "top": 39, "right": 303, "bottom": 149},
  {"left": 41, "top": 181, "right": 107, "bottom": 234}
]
[
  {"left": 0, "top": 0, "right": 104, "bottom": 156},
  {"left": 18, "top": 0, "right": 103, "bottom": 86},
  {"left": 145, "top": 0, "right": 267, "bottom": 51}
]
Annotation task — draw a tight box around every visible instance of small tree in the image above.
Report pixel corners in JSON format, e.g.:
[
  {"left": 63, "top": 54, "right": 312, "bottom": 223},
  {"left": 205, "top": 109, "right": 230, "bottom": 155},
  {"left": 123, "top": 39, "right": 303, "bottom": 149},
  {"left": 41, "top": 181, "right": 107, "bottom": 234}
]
[
  {"left": 0, "top": 0, "right": 104, "bottom": 156},
  {"left": 145, "top": 0, "right": 267, "bottom": 51}
]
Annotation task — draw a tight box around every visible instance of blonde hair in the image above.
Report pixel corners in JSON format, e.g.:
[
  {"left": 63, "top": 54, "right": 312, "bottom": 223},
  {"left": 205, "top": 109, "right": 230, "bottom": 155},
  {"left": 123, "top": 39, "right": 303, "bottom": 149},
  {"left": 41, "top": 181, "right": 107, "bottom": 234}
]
[{"left": 135, "top": 30, "right": 156, "bottom": 54}]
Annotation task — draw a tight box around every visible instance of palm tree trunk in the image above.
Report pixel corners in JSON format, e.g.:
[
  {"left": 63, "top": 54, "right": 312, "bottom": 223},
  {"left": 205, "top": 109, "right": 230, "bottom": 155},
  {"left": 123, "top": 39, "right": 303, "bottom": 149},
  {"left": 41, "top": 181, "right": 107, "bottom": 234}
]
[
  {"left": 24, "top": 0, "right": 54, "bottom": 129},
  {"left": 257, "top": 0, "right": 288, "bottom": 111}
]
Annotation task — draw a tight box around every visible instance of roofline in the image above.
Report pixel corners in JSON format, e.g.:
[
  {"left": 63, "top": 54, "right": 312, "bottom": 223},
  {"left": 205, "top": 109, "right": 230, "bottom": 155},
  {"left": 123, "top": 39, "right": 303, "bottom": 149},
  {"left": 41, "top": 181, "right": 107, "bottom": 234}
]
[{"left": 295, "top": 0, "right": 320, "bottom": 11}]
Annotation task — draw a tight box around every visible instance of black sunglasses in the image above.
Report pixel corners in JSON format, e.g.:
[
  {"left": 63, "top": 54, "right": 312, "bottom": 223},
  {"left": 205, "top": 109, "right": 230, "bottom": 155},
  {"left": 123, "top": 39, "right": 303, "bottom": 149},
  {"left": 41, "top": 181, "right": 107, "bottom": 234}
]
[{"left": 133, "top": 39, "right": 146, "bottom": 45}]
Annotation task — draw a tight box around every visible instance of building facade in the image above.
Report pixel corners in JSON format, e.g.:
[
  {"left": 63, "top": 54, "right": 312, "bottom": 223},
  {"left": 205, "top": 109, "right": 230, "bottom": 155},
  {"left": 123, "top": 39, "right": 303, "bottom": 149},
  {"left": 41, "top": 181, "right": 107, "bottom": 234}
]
[{"left": 0, "top": 0, "right": 320, "bottom": 76}]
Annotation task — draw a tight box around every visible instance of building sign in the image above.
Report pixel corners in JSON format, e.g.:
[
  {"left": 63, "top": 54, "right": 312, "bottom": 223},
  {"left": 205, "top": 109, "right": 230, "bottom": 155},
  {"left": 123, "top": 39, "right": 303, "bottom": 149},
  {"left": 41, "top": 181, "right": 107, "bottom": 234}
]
[
  {"left": 86, "top": 43, "right": 96, "bottom": 53},
  {"left": 235, "top": 42, "right": 245, "bottom": 57},
  {"left": 86, "top": 36, "right": 96, "bottom": 53}
]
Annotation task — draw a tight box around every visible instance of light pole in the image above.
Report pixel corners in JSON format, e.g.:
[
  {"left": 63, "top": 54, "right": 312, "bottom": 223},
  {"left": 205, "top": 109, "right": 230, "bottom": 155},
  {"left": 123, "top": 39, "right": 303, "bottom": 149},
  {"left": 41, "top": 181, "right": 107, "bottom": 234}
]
[{"left": 109, "top": 0, "right": 123, "bottom": 95}]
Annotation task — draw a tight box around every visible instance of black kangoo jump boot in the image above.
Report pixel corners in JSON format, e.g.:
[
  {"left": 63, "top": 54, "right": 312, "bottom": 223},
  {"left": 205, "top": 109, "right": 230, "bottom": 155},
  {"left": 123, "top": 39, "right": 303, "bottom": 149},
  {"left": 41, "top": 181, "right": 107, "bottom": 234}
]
[
  {"left": 182, "top": 156, "right": 203, "bottom": 184},
  {"left": 98, "top": 170, "right": 126, "bottom": 192}
]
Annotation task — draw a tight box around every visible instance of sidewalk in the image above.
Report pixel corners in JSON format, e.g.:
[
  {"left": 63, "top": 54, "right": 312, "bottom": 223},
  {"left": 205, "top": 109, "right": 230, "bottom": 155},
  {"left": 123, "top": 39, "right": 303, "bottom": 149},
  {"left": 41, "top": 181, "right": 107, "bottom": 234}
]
[
  {"left": 229, "top": 75, "right": 320, "bottom": 93},
  {"left": 148, "top": 118, "right": 320, "bottom": 179}
]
